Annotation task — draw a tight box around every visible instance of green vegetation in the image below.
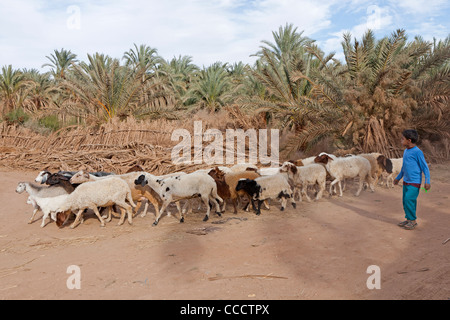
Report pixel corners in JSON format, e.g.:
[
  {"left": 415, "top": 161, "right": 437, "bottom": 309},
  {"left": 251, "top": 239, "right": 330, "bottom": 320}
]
[{"left": 1, "top": 24, "right": 449, "bottom": 156}]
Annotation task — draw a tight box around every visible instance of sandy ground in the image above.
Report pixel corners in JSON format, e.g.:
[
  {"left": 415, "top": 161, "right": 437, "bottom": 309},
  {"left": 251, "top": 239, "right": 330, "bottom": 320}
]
[{"left": 0, "top": 163, "right": 449, "bottom": 300}]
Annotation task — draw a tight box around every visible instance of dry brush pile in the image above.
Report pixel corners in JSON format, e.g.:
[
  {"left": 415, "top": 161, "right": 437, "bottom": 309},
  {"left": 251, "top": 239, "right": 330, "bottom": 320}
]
[{"left": 0, "top": 110, "right": 268, "bottom": 174}]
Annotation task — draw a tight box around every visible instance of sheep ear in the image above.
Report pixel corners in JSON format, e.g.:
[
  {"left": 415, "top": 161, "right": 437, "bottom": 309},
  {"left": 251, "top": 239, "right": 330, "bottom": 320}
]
[
  {"left": 385, "top": 158, "right": 393, "bottom": 174},
  {"left": 290, "top": 165, "right": 297, "bottom": 175}
]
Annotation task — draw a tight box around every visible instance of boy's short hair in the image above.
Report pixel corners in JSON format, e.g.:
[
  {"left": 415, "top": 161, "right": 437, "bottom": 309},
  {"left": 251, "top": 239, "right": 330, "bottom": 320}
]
[{"left": 402, "top": 129, "right": 419, "bottom": 144}]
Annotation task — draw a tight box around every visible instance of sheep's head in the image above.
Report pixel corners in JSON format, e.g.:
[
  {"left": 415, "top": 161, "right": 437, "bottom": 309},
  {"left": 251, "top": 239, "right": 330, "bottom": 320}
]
[
  {"left": 314, "top": 154, "right": 333, "bottom": 164},
  {"left": 280, "top": 162, "right": 297, "bottom": 175},
  {"left": 35, "top": 170, "right": 51, "bottom": 184},
  {"left": 135, "top": 174, "right": 147, "bottom": 187},
  {"left": 236, "top": 178, "right": 260, "bottom": 197},
  {"left": 46, "top": 173, "right": 70, "bottom": 186},
  {"left": 208, "top": 167, "right": 225, "bottom": 181},
  {"left": 377, "top": 155, "right": 393, "bottom": 174},
  {"left": 55, "top": 210, "right": 71, "bottom": 228},
  {"left": 16, "top": 182, "right": 26, "bottom": 193},
  {"left": 70, "top": 171, "right": 90, "bottom": 184}
]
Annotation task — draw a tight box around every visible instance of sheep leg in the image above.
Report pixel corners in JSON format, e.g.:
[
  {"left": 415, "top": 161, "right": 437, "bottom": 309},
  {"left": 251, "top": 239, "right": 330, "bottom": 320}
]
[
  {"left": 295, "top": 185, "right": 303, "bottom": 202},
  {"left": 116, "top": 201, "right": 133, "bottom": 225},
  {"left": 232, "top": 198, "right": 238, "bottom": 214},
  {"left": 29, "top": 208, "right": 40, "bottom": 224},
  {"left": 142, "top": 194, "right": 160, "bottom": 218},
  {"left": 181, "top": 200, "right": 190, "bottom": 215},
  {"left": 140, "top": 201, "right": 149, "bottom": 217},
  {"left": 92, "top": 206, "right": 106, "bottom": 227},
  {"left": 202, "top": 195, "right": 211, "bottom": 222},
  {"left": 280, "top": 197, "right": 287, "bottom": 211},
  {"left": 105, "top": 206, "right": 113, "bottom": 222},
  {"left": 153, "top": 199, "right": 171, "bottom": 226},
  {"left": 70, "top": 209, "right": 85, "bottom": 229},
  {"left": 134, "top": 199, "right": 145, "bottom": 217},
  {"left": 256, "top": 200, "right": 263, "bottom": 215},
  {"left": 291, "top": 196, "right": 297, "bottom": 208},
  {"left": 388, "top": 175, "right": 394, "bottom": 188},
  {"left": 295, "top": 186, "right": 301, "bottom": 202},
  {"left": 355, "top": 174, "right": 370, "bottom": 196},
  {"left": 117, "top": 206, "right": 127, "bottom": 225},
  {"left": 177, "top": 201, "right": 185, "bottom": 223},
  {"left": 367, "top": 174, "right": 375, "bottom": 193},
  {"left": 316, "top": 181, "right": 325, "bottom": 200},
  {"left": 355, "top": 180, "right": 363, "bottom": 196},
  {"left": 302, "top": 185, "right": 311, "bottom": 202},
  {"left": 40, "top": 210, "right": 50, "bottom": 228},
  {"left": 209, "top": 195, "right": 222, "bottom": 216},
  {"left": 330, "top": 179, "right": 342, "bottom": 197},
  {"left": 221, "top": 199, "right": 227, "bottom": 213},
  {"left": 242, "top": 194, "right": 253, "bottom": 211}
]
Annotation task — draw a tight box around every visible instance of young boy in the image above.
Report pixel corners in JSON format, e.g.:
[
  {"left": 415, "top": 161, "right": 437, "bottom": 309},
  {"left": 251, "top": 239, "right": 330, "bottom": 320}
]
[{"left": 394, "top": 129, "right": 431, "bottom": 230}]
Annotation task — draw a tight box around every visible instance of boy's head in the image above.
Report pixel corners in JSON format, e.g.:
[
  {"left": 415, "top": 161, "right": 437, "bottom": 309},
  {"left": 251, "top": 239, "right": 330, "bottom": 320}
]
[{"left": 401, "top": 129, "right": 418, "bottom": 146}]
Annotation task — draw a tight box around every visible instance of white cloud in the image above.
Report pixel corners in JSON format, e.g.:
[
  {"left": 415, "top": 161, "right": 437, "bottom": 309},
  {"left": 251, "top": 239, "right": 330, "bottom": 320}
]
[
  {"left": 389, "top": 0, "right": 449, "bottom": 15},
  {"left": 0, "top": 0, "right": 448, "bottom": 71}
]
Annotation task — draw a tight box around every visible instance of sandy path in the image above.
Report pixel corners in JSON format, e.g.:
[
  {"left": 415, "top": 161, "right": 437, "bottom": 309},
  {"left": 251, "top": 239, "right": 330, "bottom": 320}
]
[{"left": 0, "top": 164, "right": 449, "bottom": 300}]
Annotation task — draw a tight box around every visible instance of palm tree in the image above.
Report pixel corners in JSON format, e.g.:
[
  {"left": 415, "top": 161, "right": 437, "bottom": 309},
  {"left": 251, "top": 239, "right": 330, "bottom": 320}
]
[
  {"left": 160, "top": 55, "right": 199, "bottom": 108},
  {"left": 310, "top": 29, "right": 450, "bottom": 156},
  {"left": 186, "top": 62, "right": 236, "bottom": 112},
  {"left": 0, "top": 65, "right": 27, "bottom": 114},
  {"left": 62, "top": 52, "right": 175, "bottom": 121},
  {"left": 62, "top": 53, "right": 142, "bottom": 120},
  {"left": 255, "top": 23, "right": 314, "bottom": 66},
  {"left": 42, "top": 48, "right": 78, "bottom": 79},
  {"left": 123, "top": 44, "right": 161, "bottom": 75},
  {"left": 22, "top": 69, "right": 60, "bottom": 112},
  {"left": 242, "top": 24, "right": 340, "bottom": 156}
]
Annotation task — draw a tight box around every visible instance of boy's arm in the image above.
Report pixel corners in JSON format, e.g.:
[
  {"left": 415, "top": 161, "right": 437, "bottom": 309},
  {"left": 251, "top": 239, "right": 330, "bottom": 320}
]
[
  {"left": 395, "top": 164, "right": 404, "bottom": 182},
  {"left": 418, "top": 152, "right": 431, "bottom": 186}
]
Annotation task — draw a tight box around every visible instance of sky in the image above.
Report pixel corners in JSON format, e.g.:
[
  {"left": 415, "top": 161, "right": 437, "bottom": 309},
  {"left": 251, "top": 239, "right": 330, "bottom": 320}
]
[{"left": 0, "top": 0, "right": 449, "bottom": 71}]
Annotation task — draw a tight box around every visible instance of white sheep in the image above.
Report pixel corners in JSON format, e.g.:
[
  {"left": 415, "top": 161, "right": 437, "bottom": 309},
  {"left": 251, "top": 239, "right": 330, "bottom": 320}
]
[
  {"left": 280, "top": 162, "right": 326, "bottom": 202},
  {"left": 16, "top": 181, "right": 70, "bottom": 224},
  {"left": 236, "top": 173, "right": 295, "bottom": 215},
  {"left": 258, "top": 167, "right": 281, "bottom": 176},
  {"left": 55, "top": 177, "right": 136, "bottom": 229},
  {"left": 314, "top": 154, "right": 374, "bottom": 197},
  {"left": 26, "top": 194, "right": 69, "bottom": 227},
  {"left": 69, "top": 170, "right": 169, "bottom": 220},
  {"left": 382, "top": 158, "right": 403, "bottom": 188},
  {"left": 135, "top": 171, "right": 223, "bottom": 226},
  {"left": 358, "top": 153, "right": 394, "bottom": 188},
  {"left": 229, "top": 163, "right": 259, "bottom": 173}
]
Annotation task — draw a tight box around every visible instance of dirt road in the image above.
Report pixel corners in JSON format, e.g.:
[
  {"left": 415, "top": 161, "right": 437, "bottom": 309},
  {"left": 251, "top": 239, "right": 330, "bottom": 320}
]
[{"left": 1, "top": 164, "right": 449, "bottom": 300}]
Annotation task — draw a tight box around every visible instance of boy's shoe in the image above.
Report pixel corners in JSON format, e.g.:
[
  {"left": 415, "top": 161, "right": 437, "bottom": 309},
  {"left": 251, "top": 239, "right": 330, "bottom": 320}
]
[
  {"left": 397, "top": 220, "right": 409, "bottom": 227},
  {"left": 403, "top": 220, "right": 418, "bottom": 230}
]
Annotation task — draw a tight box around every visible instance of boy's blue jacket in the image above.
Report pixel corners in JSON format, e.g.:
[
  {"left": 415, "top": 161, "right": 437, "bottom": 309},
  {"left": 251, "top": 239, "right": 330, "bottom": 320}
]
[{"left": 396, "top": 146, "right": 431, "bottom": 185}]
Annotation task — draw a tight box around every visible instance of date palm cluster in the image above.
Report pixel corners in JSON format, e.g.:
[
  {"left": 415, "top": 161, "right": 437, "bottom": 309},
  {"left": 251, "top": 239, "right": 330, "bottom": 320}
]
[{"left": 1, "top": 24, "right": 449, "bottom": 158}]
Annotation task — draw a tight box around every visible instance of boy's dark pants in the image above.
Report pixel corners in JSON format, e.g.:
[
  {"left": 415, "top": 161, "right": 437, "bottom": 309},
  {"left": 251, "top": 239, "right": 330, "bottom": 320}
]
[{"left": 402, "top": 184, "right": 420, "bottom": 221}]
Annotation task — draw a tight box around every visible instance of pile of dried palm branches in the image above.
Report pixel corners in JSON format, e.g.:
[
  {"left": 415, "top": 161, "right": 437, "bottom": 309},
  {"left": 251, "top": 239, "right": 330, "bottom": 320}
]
[{"left": 0, "top": 112, "right": 268, "bottom": 174}]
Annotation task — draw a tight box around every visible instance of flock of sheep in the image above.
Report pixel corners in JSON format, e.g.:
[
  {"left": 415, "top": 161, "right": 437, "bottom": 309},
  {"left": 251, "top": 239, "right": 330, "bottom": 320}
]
[{"left": 15, "top": 152, "right": 403, "bottom": 229}]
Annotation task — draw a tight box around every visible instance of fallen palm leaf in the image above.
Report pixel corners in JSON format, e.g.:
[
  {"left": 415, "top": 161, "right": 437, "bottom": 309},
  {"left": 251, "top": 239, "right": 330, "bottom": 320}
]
[{"left": 208, "top": 273, "right": 288, "bottom": 281}]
